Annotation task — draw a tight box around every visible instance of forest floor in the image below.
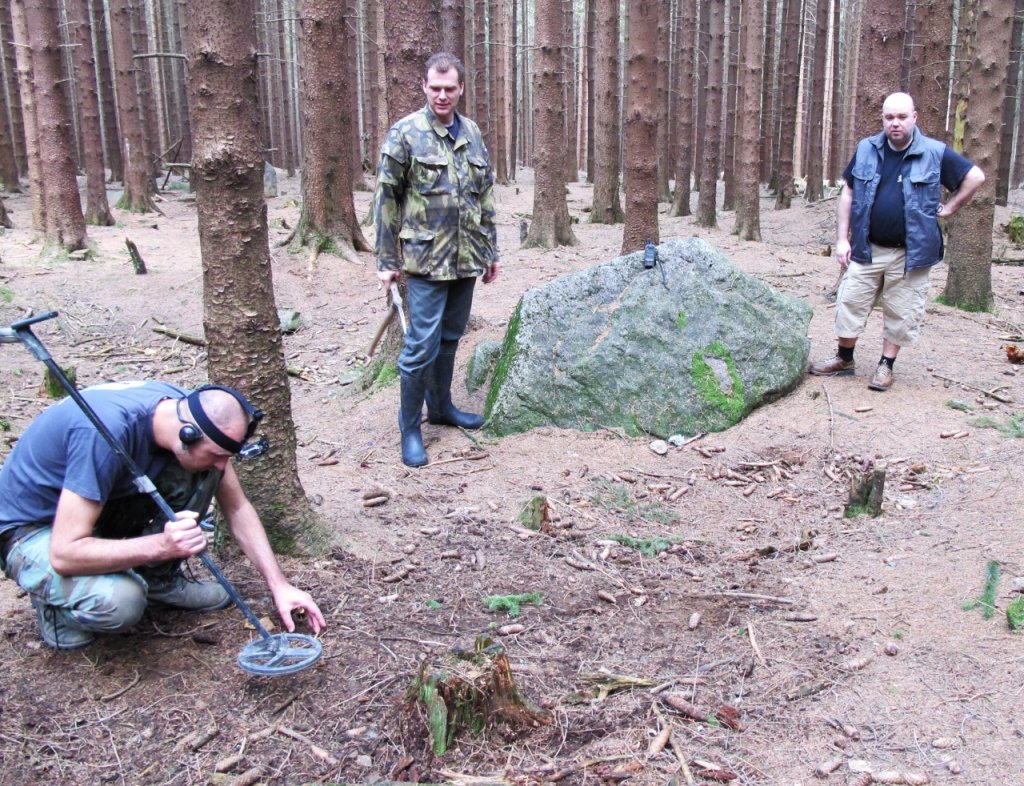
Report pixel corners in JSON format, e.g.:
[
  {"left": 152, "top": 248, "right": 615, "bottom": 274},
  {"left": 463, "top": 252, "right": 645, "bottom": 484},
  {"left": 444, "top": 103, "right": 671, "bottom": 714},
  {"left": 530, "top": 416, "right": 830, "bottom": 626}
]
[{"left": 1, "top": 170, "right": 1023, "bottom": 786}]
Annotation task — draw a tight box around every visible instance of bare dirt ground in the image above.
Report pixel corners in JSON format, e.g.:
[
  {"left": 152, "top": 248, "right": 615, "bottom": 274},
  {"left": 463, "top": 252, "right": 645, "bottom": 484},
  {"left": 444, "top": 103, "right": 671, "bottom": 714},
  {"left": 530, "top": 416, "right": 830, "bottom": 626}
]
[{"left": 1, "top": 171, "right": 1023, "bottom": 786}]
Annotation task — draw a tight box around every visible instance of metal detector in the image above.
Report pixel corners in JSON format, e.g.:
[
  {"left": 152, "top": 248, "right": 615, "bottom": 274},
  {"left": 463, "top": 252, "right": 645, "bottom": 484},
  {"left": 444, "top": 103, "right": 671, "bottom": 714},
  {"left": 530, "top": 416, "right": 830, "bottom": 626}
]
[{"left": 1, "top": 312, "right": 322, "bottom": 676}]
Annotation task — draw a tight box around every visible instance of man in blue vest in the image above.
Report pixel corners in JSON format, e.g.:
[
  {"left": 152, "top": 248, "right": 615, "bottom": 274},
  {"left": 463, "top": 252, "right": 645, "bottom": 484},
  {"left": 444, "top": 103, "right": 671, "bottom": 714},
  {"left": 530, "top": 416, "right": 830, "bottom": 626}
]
[{"left": 809, "top": 92, "right": 984, "bottom": 391}]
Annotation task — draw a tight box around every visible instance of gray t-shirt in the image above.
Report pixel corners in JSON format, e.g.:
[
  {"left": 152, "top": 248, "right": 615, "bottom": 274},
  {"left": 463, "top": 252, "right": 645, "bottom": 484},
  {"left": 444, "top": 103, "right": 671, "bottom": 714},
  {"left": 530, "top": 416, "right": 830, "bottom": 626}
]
[{"left": 0, "top": 380, "right": 183, "bottom": 534}]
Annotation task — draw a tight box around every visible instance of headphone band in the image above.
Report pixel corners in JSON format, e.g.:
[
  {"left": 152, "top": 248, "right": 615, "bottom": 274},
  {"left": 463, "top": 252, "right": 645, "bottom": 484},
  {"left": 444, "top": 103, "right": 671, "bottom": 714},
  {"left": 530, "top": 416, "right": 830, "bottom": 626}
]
[{"left": 185, "top": 385, "right": 263, "bottom": 454}]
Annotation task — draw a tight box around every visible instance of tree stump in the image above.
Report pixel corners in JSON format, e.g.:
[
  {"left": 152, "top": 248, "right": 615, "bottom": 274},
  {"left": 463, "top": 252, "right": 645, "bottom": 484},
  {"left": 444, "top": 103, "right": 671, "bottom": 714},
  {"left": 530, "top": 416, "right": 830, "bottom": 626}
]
[
  {"left": 845, "top": 461, "right": 886, "bottom": 517},
  {"left": 40, "top": 365, "right": 75, "bottom": 399},
  {"left": 410, "top": 636, "right": 552, "bottom": 755}
]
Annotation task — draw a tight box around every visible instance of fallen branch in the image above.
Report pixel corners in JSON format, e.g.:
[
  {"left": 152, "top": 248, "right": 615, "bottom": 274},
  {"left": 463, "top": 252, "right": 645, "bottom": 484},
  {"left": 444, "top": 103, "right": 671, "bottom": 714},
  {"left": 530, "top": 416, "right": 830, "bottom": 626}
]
[
  {"left": 690, "top": 591, "right": 798, "bottom": 605},
  {"left": 99, "top": 670, "right": 140, "bottom": 702},
  {"left": 932, "top": 373, "right": 1013, "bottom": 404},
  {"left": 152, "top": 324, "right": 206, "bottom": 346},
  {"left": 275, "top": 725, "right": 339, "bottom": 766}
]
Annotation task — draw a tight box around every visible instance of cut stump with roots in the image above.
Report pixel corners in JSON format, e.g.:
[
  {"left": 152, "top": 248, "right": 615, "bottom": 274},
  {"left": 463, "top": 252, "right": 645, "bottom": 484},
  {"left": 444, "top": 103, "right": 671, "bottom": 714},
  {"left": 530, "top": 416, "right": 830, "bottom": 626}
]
[{"left": 410, "top": 635, "right": 553, "bottom": 755}]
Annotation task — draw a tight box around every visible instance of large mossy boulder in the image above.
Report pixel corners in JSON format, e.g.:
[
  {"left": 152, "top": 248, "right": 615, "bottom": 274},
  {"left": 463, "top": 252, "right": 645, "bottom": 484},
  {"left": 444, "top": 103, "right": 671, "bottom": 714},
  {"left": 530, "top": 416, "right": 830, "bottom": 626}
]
[{"left": 483, "top": 238, "right": 812, "bottom": 438}]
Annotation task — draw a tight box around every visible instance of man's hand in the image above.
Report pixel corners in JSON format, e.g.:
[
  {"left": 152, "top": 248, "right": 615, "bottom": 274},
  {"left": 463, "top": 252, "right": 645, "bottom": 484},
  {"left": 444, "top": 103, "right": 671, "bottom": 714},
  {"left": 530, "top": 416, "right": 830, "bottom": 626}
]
[
  {"left": 162, "top": 511, "right": 207, "bottom": 558},
  {"left": 834, "top": 239, "right": 852, "bottom": 270},
  {"left": 272, "top": 584, "right": 326, "bottom": 634},
  {"left": 482, "top": 260, "right": 501, "bottom": 284},
  {"left": 377, "top": 269, "right": 401, "bottom": 286}
]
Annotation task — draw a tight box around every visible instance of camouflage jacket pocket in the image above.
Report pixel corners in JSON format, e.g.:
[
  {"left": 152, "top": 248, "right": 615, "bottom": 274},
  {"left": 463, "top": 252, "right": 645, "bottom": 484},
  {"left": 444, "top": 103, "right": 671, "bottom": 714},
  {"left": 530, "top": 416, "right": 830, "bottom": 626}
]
[
  {"left": 398, "top": 227, "right": 437, "bottom": 274},
  {"left": 410, "top": 154, "right": 449, "bottom": 194}
]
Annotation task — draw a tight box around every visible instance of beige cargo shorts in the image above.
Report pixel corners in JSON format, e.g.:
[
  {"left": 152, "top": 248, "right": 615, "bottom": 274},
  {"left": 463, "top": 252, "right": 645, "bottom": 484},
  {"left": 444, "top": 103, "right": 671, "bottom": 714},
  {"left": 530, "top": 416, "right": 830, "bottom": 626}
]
[{"left": 834, "top": 244, "right": 932, "bottom": 347}]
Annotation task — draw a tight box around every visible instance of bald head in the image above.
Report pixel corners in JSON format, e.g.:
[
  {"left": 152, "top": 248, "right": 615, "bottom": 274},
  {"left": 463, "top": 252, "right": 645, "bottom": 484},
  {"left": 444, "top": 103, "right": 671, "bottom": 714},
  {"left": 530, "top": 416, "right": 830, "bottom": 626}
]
[
  {"left": 192, "top": 388, "right": 249, "bottom": 444},
  {"left": 881, "top": 93, "right": 918, "bottom": 150}
]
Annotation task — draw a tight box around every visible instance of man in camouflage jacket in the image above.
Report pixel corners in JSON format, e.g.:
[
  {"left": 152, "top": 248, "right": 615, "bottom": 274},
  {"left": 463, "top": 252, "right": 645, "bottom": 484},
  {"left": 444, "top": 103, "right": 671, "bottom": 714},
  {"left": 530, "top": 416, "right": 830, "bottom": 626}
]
[{"left": 374, "top": 52, "right": 501, "bottom": 467}]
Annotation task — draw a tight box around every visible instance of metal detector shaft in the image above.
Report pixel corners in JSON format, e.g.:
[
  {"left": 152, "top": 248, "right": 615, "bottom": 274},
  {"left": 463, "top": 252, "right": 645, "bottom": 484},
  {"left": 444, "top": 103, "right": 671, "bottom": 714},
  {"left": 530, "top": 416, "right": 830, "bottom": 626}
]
[{"left": 4, "top": 312, "right": 273, "bottom": 640}]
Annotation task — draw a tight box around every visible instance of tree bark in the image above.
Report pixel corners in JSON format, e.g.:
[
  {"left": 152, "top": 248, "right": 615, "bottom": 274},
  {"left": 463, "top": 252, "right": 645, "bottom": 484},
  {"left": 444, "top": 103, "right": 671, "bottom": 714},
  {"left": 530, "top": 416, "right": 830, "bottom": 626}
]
[
  {"left": 524, "top": 0, "right": 577, "bottom": 249},
  {"left": 491, "top": 0, "right": 509, "bottom": 183},
  {"left": 655, "top": 0, "right": 671, "bottom": 202},
  {"left": 696, "top": 0, "right": 724, "bottom": 227},
  {"left": 803, "top": 0, "right": 830, "bottom": 202},
  {"left": 440, "top": 0, "right": 465, "bottom": 62},
  {"left": 995, "top": 0, "right": 1024, "bottom": 205},
  {"left": 90, "top": 0, "right": 123, "bottom": 182},
  {"left": 186, "top": 0, "right": 329, "bottom": 553},
  {"left": 721, "top": 0, "right": 740, "bottom": 211},
  {"left": 621, "top": 0, "right": 658, "bottom": 252},
  {"left": 68, "top": 0, "right": 114, "bottom": 226},
  {"left": 735, "top": 0, "right": 763, "bottom": 241},
  {"left": 110, "top": 0, "right": 156, "bottom": 211},
  {"left": 294, "top": 0, "right": 370, "bottom": 263},
  {"left": 773, "top": 0, "right": 801, "bottom": 210},
  {"left": 9, "top": 0, "right": 46, "bottom": 230},
  {"left": 905, "top": 0, "right": 953, "bottom": 143},
  {"left": 942, "top": 0, "right": 1012, "bottom": 312},
  {"left": 670, "top": 0, "right": 695, "bottom": 217},
  {"left": 1, "top": 2, "right": 29, "bottom": 179},
  {"left": 21, "top": 0, "right": 87, "bottom": 249},
  {"left": 759, "top": 0, "right": 778, "bottom": 184},
  {"left": 590, "top": 0, "right": 623, "bottom": 223},
  {"left": 0, "top": 43, "right": 20, "bottom": 190},
  {"left": 381, "top": 0, "right": 441, "bottom": 125},
  {"left": 853, "top": 0, "right": 903, "bottom": 142}
]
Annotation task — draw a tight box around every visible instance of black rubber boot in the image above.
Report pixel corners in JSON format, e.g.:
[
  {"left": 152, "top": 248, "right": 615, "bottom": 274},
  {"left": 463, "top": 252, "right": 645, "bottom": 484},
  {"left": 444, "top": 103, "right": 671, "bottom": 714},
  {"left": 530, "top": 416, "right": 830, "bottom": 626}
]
[
  {"left": 426, "top": 348, "right": 484, "bottom": 429},
  {"left": 399, "top": 372, "right": 428, "bottom": 467}
]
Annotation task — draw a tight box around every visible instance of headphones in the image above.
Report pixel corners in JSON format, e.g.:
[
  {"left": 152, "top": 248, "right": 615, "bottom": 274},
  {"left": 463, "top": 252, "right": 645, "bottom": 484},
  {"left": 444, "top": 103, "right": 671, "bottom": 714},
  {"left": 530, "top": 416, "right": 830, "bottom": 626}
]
[{"left": 177, "top": 385, "right": 264, "bottom": 453}]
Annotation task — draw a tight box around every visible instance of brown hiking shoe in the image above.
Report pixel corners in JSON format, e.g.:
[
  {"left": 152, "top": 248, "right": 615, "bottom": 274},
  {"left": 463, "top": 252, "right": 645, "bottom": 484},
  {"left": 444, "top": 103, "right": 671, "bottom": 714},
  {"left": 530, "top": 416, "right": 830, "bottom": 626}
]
[
  {"left": 868, "top": 362, "right": 894, "bottom": 391},
  {"left": 809, "top": 355, "right": 856, "bottom": 376}
]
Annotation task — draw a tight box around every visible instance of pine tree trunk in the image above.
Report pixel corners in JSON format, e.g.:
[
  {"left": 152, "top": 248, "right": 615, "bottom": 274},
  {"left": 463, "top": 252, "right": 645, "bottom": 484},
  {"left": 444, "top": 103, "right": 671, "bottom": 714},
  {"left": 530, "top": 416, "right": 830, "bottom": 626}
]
[
  {"left": 562, "top": 0, "right": 577, "bottom": 182},
  {"left": 655, "top": 0, "right": 671, "bottom": 202},
  {"left": 696, "top": 0, "right": 724, "bottom": 227},
  {"left": 905, "top": 0, "right": 952, "bottom": 143},
  {"left": 995, "top": 0, "right": 1024, "bottom": 205},
  {"left": 670, "top": 0, "right": 695, "bottom": 217},
  {"left": 90, "top": 0, "right": 123, "bottom": 182},
  {"left": 68, "top": 0, "right": 114, "bottom": 226},
  {"left": 1, "top": 3, "right": 29, "bottom": 179},
  {"left": 110, "top": 0, "right": 156, "bottom": 211},
  {"left": 590, "top": 0, "right": 623, "bottom": 224},
  {"left": 362, "top": 0, "right": 381, "bottom": 169},
  {"left": 621, "top": 0, "right": 658, "bottom": 252},
  {"left": 381, "top": 0, "right": 441, "bottom": 125},
  {"left": 853, "top": 0, "right": 903, "bottom": 142},
  {"left": 9, "top": 0, "right": 46, "bottom": 231},
  {"left": 721, "top": 0, "right": 740, "bottom": 211},
  {"left": 491, "top": 0, "right": 509, "bottom": 184},
  {"left": 758, "top": 0, "right": 778, "bottom": 185},
  {"left": 440, "top": 0, "right": 465, "bottom": 62},
  {"left": 803, "top": 0, "right": 829, "bottom": 203},
  {"left": 826, "top": 0, "right": 843, "bottom": 184},
  {"left": 294, "top": 0, "right": 370, "bottom": 263},
  {"left": 524, "top": 0, "right": 577, "bottom": 249},
  {"left": 0, "top": 47, "right": 20, "bottom": 190},
  {"left": 22, "top": 0, "right": 88, "bottom": 249},
  {"left": 130, "top": 0, "right": 161, "bottom": 177},
  {"left": 773, "top": 0, "right": 801, "bottom": 210},
  {"left": 186, "top": 0, "right": 330, "bottom": 554},
  {"left": 942, "top": 0, "right": 1011, "bottom": 312},
  {"left": 735, "top": 0, "right": 763, "bottom": 241}
]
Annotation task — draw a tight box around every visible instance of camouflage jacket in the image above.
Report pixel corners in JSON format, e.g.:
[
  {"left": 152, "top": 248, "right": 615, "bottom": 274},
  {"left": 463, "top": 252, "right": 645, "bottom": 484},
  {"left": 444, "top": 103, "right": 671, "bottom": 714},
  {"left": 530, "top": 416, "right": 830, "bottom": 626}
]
[{"left": 374, "top": 106, "right": 498, "bottom": 280}]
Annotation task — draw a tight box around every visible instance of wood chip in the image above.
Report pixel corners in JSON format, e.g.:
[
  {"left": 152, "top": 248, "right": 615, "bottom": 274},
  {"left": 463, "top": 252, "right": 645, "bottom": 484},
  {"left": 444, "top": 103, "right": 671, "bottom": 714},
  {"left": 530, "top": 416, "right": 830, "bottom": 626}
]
[
  {"left": 854, "top": 405, "right": 873, "bottom": 413},
  {"left": 565, "top": 556, "right": 595, "bottom": 571},
  {"left": 687, "top": 612, "right": 701, "bottom": 630},
  {"left": 814, "top": 757, "right": 843, "bottom": 778},
  {"left": 811, "top": 552, "right": 838, "bottom": 563},
  {"left": 597, "top": 590, "right": 617, "bottom": 604},
  {"left": 361, "top": 495, "right": 388, "bottom": 508},
  {"left": 839, "top": 653, "right": 874, "bottom": 672},
  {"left": 783, "top": 611, "right": 818, "bottom": 622},
  {"left": 381, "top": 566, "right": 410, "bottom": 583}
]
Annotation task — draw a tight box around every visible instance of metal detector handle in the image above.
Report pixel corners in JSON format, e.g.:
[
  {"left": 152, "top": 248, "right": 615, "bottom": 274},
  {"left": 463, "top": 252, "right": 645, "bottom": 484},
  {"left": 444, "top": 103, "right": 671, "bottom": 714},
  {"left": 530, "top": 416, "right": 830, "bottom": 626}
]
[{"left": 2, "top": 311, "right": 59, "bottom": 355}]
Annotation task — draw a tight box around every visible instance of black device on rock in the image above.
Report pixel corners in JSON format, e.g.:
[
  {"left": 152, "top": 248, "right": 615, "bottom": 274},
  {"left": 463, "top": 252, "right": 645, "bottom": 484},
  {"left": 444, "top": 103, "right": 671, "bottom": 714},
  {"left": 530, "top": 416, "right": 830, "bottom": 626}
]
[{"left": 643, "top": 241, "right": 658, "bottom": 269}]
